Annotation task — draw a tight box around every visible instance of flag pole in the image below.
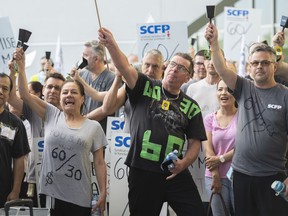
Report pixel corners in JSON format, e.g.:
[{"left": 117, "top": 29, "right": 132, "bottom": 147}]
[{"left": 93, "top": 0, "right": 110, "bottom": 70}]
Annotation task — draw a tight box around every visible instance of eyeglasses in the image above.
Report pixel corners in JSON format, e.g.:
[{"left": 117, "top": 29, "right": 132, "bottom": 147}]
[
  {"left": 195, "top": 62, "right": 205, "bottom": 67},
  {"left": 45, "top": 84, "right": 61, "bottom": 91},
  {"left": 168, "top": 61, "right": 190, "bottom": 73},
  {"left": 250, "top": 60, "right": 275, "bottom": 67}
]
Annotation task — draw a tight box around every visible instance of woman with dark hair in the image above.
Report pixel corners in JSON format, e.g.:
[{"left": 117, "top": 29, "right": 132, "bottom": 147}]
[
  {"left": 15, "top": 47, "right": 107, "bottom": 216},
  {"left": 203, "top": 79, "right": 237, "bottom": 216}
]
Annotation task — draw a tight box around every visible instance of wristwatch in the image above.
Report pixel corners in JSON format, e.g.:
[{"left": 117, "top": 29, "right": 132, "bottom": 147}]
[{"left": 219, "top": 155, "right": 225, "bottom": 163}]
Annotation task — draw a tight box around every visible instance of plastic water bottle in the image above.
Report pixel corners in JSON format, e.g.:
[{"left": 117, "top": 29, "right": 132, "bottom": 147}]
[
  {"left": 165, "top": 150, "right": 178, "bottom": 161},
  {"left": 271, "top": 180, "right": 288, "bottom": 202},
  {"left": 91, "top": 193, "right": 101, "bottom": 216},
  {"left": 161, "top": 149, "right": 178, "bottom": 171}
]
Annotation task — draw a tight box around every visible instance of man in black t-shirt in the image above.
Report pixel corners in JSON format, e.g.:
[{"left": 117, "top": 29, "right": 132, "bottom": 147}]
[
  {"left": 99, "top": 28, "right": 207, "bottom": 216},
  {"left": 0, "top": 73, "right": 30, "bottom": 207}
]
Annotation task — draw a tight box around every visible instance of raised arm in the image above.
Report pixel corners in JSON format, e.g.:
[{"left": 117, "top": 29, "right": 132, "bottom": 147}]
[
  {"left": 7, "top": 60, "right": 24, "bottom": 112},
  {"left": 70, "top": 68, "right": 107, "bottom": 101},
  {"left": 98, "top": 28, "right": 138, "bottom": 89},
  {"left": 205, "top": 23, "right": 237, "bottom": 91},
  {"left": 102, "top": 70, "right": 126, "bottom": 114},
  {"left": 14, "top": 48, "right": 47, "bottom": 119},
  {"left": 86, "top": 76, "right": 125, "bottom": 121}
]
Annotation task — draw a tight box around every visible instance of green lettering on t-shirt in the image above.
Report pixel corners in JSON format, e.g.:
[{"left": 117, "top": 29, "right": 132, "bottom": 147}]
[
  {"left": 180, "top": 98, "right": 201, "bottom": 119},
  {"left": 143, "top": 81, "right": 161, "bottom": 100},
  {"left": 187, "top": 103, "right": 201, "bottom": 119},
  {"left": 180, "top": 98, "right": 191, "bottom": 114},
  {"left": 143, "top": 81, "right": 152, "bottom": 97},
  {"left": 140, "top": 130, "right": 184, "bottom": 162},
  {"left": 140, "top": 130, "right": 161, "bottom": 161},
  {"left": 164, "top": 135, "right": 184, "bottom": 157}
]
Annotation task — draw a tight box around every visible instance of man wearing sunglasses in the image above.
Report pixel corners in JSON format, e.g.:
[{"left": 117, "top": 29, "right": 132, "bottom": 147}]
[
  {"left": 98, "top": 27, "right": 206, "bottom": 216},
  {"left": 205, "top": 23, "right": 288, "bottom": 216}
]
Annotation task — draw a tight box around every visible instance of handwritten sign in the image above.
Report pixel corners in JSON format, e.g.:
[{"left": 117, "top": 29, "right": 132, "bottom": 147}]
[
  {"left": 185, "top": 143, "right": 208, "bottom": 202},
  {"left": 0, "top": 16, "right": 16, "bottom": 73},
  {"left": 34, "top": 137, "right": 44, "bottom": 189},
  {"left": 109, "top": 132, "right": 167, "bottom": 216},
  {"left": 104, "top": 117, "right": 125, "bottom": 201},
  {"left": 223, "top": 7, "right": 261, "bottom": 61},
  {"left": 137, "top": 21, "right": 188, "bottom": 61}
]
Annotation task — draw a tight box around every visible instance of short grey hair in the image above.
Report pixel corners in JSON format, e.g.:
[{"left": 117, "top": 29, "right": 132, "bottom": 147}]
[
  {"left": 84, "top": 40, "right": 105, "bottom": 62},
  {"left": 143, "top": 49, "right": 163, "bottom": 65},
  {"left": 249, "top": 43, "right": 277, "bottom": 61}
]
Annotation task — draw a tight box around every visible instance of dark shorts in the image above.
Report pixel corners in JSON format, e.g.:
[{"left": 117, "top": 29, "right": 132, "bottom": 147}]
[
  {"left": 128, "top": 167, "right": 205, "bottom": 216},
  {"left": 233, "top": 170, "right": 288, "bottom": 216}
]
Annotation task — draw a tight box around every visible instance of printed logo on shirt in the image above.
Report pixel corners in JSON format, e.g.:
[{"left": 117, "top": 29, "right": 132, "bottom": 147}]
[
  {"left": 0, "top": 122, "right": 16, "bottom": 141},
  {"left": 267, "top": 104, "right": 282, "bottom": 110}
]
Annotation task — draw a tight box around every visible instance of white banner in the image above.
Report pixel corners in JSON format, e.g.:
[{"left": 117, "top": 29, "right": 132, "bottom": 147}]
[
  {"left": 109, "top": 132, "right": 167, "bottom": 216},
  {"left": 104, "top": 117, "right": 125, "bottom": 201},
  {"left": 137, "top": 21, "right": 188, "bottom": 61},
  {"left": 109, "top": 132, "right": 130, "bottom": 216},
  {"left": 0, "top": 16, "right": 16, "bottom": 73},
  {"left": 186, "top": 143, "right": 208, "bottom": 202},
  {"left": 224, "top": 7, "right": 261, "bottom": 61},
  {"left": 34, "top": 137, "right": 45, "bottom": 191}
]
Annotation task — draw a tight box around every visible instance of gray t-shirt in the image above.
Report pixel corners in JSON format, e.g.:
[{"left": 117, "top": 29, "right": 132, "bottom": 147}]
[
  {"left": 80, "top": 68, "right": 115, "bottom": 132},
  {"left": 39, "top": 104, "right": 108, "bottom": 207},
  {"left": 80, "top": 68, "right": 115, "bottom": 114},
  {"left": 232, "top": 76, "right": 288, "bottom": 176}
]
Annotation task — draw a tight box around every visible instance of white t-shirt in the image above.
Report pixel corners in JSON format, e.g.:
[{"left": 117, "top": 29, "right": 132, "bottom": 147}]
[{"left": 186, "top": 79, "right": 220, "bottom": 118}]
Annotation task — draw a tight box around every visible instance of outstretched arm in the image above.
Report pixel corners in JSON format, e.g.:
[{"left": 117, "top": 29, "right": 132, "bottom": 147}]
[
  {"left": 102, "top": 70, "right": 126, "bottom": 115},
  {"left": 70, "top": 68, "right": 107, "bottom": 101},
  {"left": 14, "top": 48, "right": 47, "bottom": 119},
  {"left": 205, "top": 23, "right": 237, "bottom": 91},
  {"left": 86, "top": 76, "right": 125, "bottom": 121},
  {"left": 98, "top": 28, "right": 138, "bottom": 90}
]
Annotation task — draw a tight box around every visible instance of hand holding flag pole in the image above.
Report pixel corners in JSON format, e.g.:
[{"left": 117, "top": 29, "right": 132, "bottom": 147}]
[{"left": 93, "top": 0, "right": 110, "bottom": 70}]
